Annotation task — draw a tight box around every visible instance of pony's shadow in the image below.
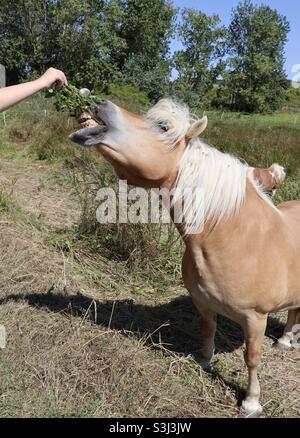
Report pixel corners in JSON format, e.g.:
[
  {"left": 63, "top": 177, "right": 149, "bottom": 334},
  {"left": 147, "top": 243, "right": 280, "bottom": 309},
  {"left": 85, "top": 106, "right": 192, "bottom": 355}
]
[{"left": 0, "top": 290, "right": 285, "bottom": 406}]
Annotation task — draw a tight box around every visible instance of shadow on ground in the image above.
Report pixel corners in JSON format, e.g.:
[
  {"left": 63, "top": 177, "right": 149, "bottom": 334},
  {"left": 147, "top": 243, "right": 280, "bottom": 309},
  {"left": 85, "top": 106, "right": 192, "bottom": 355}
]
[
  {"left": 0, "top": 290, "right": 285, "bottom": 354},
  {"left": 0, "top": 290, "right": 285, "bottom": 406}
]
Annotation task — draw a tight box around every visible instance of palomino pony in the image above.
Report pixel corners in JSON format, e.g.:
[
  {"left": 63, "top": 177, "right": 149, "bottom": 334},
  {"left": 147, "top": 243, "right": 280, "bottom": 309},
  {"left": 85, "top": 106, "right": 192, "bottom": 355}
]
[
  {"left": 70, "top": 98, "right": 299, "bottom": 416},
  {"left": 250, "top": 163, "right": 286, "bottom": 197}
]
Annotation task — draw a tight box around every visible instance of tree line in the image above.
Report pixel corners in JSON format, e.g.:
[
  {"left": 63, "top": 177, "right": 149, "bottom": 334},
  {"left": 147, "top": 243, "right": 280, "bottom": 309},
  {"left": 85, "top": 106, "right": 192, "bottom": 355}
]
[{"left": 0, "top": 0, "right": 291, "bottom": 113}]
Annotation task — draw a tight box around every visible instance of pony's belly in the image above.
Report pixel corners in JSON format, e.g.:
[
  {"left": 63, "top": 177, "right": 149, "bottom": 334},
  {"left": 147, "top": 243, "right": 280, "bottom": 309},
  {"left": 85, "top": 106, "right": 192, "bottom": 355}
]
[
  {"left": 183, "top": 256, "right": 291, "bottom": 318},
  {"left": 182, "top": 238, "right": 300, "bottom": 318}
]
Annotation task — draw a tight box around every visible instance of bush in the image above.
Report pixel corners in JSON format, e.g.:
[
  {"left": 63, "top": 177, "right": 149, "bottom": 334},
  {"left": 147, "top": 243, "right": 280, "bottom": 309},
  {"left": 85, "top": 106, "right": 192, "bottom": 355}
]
[
  {"left": 103, "top": 84, "right": 151, "bottom": 113},
  {"left": 121, "top": 55, "right": 171, "bottom": 102},
  {"left": 285, "top": 87, "right": 300, "bottom": 108}
]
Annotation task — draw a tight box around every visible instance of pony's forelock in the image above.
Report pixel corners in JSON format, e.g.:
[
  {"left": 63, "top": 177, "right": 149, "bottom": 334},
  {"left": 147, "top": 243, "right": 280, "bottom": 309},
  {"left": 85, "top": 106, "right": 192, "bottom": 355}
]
[{"left": 146, "top": 98, "right": 197, "bottom": 146}]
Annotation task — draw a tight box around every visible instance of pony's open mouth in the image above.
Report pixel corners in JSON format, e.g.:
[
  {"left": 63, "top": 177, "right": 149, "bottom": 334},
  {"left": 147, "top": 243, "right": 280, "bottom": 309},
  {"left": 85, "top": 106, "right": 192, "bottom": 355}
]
[{"left": 77, "top": 109, "right": 106, "bottom": 129}]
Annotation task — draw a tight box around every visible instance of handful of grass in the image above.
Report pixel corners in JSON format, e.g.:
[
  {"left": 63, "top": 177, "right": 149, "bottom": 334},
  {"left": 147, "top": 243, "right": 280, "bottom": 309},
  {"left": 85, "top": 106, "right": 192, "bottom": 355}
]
[{"left": 45, "top": 84, "right": 99, "bottom": 128}]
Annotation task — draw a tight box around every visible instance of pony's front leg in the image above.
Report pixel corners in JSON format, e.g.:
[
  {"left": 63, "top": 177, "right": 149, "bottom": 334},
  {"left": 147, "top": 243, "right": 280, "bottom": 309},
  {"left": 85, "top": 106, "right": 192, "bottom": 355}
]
[
  {"left": 241, "top": 314, "right": 267, "bottom": 417},
  {"left": 276, "top": 309, "right": 300, "bottom": 350},
  {"left": 192, "top": 302, "right": 217, "bottom": 369}
]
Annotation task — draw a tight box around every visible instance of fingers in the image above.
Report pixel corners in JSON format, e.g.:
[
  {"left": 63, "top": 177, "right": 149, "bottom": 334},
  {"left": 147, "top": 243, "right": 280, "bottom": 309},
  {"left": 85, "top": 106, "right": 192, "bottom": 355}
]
[
  {"left": 39, "top": 67, "right": 68, "bottom": 90},
  {"left": 54, "top": 70, "right": 68, "bottom": 88}
]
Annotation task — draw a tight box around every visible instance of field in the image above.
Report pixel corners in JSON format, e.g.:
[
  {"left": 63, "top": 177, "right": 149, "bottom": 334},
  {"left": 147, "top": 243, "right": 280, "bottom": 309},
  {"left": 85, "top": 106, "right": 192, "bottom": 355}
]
[{"left": 0, "top": 95, "right": 299, "bottom": 418}]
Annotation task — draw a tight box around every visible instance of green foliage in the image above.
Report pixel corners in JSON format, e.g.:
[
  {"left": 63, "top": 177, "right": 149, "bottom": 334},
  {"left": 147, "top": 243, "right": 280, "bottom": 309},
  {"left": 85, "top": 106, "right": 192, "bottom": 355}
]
[
  {"left": 173, "top": 8, "right": 226, "bottom": 108},
  {"left": 117, "top": 0, "right": 176, "bottom": 70},
  {"left": 116, "top": 0, "right": 176, "bottom": 100},
  {"left": 57, "top": 0, "right": 126, "bottom": 89},
  {"left": 216, "top": 0, "right": 290, "bottom": 113},
  {"left": 0, "top": 0, "right": 175, "bottom": 100},
  {"left": 122, "top": 55, "right": 171, "bottom": 101},
  {"left": 45, "top": 84, "right": 97, "bottom": 115},
  {"left": 45, "top": 82, "right": 150, "bottom": 116},
  {"left": 104, "top": 84, "right": 150, "bottom": 112},
  {"left": 0, "top": 0, "right": 124, "bottom": 88},
  {"left": 286, "top": 87, "right": 300, "bottom": 108},
  {"left": 0, "top": 0, "right": 51, "bottom": 84}
]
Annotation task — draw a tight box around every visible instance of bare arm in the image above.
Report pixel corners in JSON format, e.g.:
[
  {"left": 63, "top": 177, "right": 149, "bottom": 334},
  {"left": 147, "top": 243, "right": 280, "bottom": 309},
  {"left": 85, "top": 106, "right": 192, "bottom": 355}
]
[{"left": 0, "top": 68, "right": 67, "bottom": 112}]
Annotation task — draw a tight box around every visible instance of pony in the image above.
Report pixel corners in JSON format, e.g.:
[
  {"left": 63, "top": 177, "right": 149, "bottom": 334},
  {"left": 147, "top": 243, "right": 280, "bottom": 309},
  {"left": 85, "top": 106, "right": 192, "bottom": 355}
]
[
  {"left": 70, "top": 98, "right": 299, "bottom": 416},
  {"left": 250, "top": 163, "right": 286, "bottom": 196}
]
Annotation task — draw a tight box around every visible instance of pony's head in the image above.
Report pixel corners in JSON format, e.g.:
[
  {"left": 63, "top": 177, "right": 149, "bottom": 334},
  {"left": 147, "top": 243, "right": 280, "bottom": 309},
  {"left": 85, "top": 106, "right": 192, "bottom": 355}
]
[{"left": 70, "top": 98, "right": 207, "bottom": 188}]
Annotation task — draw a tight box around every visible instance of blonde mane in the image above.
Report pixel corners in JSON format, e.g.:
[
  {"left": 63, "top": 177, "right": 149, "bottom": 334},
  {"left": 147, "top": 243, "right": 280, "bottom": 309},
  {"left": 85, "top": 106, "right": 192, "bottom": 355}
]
[{"left": 147, "top": 99, "right": 279, "bottom": 235}]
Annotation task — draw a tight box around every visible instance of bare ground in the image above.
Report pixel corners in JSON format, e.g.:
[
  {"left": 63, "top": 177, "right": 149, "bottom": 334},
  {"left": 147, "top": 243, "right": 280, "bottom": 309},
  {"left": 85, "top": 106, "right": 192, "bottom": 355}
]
[{"left": 0, "top": 157, "right": 299, "bottom": 418}]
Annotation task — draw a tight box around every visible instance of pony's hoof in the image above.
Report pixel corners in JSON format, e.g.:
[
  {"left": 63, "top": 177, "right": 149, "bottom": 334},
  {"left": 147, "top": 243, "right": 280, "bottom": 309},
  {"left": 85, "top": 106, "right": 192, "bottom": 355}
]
[
  {"left": 242, "top": 399, "right": 263, "bottom": 417},
  {"left": 274, "top": 338, "right": 291, "bottom": 350},
  {"left": 199, "top": 358, "right": 212, "bottom": 372}
]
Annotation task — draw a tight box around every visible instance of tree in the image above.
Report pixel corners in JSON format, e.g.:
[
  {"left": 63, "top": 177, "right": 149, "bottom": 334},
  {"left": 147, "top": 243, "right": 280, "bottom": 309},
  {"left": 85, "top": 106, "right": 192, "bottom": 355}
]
[
  {"left": 117, "top": 0, "right": 176, "bottom": 100},
  {"left": 0, "top": 0, "right": 53, "bottom": 84},
  {"left": 117, "top": 0, "right": 176, "bottom": 69},
  {"left": 173, "top": 8, "right": 227, "bottom": 108},
  {"left": 51, "top": 0, "right": 126, "bottom": 89},
  {"left": 216, "top": 0, "right": 290, "bottom": 113},
  {"left": 0, "top": 0, "right": 126, "bottom": 89},
  {"left": 122, "top": 54, "right": 171, "bottom": 101}
]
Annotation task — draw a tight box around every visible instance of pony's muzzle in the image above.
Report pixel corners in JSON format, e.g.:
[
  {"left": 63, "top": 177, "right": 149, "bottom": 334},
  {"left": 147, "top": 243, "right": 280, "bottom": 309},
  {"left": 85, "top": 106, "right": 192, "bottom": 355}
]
[{"left": 69, "top": 125, "right": 107, "bottom": 147}]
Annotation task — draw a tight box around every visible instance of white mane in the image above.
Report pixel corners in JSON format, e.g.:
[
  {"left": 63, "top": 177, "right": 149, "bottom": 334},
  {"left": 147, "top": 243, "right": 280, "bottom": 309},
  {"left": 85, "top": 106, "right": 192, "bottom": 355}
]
[
  {"left": 147, "top": 99, "right": 279, "bottom": 235},
  {"left": 173, "top": 141, "right": 248, "bottom": 234}
]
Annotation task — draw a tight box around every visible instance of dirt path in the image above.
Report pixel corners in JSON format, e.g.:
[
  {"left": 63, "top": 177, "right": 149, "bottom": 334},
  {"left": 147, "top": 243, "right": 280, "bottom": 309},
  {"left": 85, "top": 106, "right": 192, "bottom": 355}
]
[{"left": 0, "top": 158, "right": 80, "bottom": 229}]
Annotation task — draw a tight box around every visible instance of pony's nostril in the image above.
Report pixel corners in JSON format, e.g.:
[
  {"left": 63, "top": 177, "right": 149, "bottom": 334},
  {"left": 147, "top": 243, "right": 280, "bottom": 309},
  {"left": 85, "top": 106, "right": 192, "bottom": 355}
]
[{"left": 90, "top": 103, "right": 98, "bottom": 116}]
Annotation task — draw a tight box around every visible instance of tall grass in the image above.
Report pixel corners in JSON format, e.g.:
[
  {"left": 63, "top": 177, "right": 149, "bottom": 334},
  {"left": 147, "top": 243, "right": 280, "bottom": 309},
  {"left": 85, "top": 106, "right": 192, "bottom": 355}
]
[{"left": 68, "top": 159, "right": 183, "bottom": 289}]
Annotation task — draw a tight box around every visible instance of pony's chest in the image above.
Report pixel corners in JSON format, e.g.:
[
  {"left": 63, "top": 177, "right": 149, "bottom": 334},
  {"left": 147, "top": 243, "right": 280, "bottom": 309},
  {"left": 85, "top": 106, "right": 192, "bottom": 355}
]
[{"left": 182, "top": 249, "right": 230, "bottom": 305}]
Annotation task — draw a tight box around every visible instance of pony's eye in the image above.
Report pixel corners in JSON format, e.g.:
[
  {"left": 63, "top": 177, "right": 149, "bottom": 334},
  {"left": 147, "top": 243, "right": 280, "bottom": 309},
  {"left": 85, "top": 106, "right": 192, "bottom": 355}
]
[{"left": 157, "top": 122, "right": 169, "bottom": 132}]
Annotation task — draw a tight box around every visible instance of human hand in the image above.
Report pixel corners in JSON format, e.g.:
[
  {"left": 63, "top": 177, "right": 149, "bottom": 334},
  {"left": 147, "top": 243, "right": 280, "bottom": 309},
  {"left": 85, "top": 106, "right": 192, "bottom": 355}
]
[{"left": 38, "top": 68, "right": 68, "bottom": 90}]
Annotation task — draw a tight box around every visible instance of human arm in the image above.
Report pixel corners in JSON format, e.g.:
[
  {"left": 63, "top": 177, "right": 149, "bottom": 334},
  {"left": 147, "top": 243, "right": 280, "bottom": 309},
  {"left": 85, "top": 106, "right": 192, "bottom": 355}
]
[{"left": 0, "top": 68, "right": 67, "bottom": 112}]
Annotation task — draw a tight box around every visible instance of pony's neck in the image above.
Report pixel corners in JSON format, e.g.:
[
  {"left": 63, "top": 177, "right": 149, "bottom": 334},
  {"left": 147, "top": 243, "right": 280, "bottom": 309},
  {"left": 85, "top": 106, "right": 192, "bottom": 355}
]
[
  {"left": 168, "top": 140, "right": 278, "bottom": 238},
  {"left": 170, "top": 140, "right": 248, "bottom": 236}
]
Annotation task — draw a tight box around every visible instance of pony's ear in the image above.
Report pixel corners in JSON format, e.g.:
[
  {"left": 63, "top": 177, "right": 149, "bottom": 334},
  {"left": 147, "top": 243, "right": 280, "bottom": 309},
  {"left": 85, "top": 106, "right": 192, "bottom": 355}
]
[{"left": 186, "top": 116, "right": 208, "bottom": 140}]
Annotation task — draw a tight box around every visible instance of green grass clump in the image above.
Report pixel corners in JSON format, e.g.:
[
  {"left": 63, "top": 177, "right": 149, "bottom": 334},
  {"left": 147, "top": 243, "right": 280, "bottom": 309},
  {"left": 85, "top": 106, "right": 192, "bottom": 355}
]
[
  {"left": 0, "top": 143, "right": 18, "bottom": 158},
  {"left": 0, "top": 186, "right": 19, "bottom": 217},
  {"left": 286, "top": 88, "right": 300, "bottom": 108},
  {"left": 274, "top": 172, "right": 300, "bottom": 204}
]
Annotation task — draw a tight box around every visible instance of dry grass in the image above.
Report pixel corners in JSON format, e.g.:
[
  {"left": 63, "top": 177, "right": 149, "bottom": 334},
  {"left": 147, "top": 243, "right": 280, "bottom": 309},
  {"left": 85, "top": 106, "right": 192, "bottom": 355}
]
[{"left": 0, "top": 97, "right": 299, "bottom": 418}]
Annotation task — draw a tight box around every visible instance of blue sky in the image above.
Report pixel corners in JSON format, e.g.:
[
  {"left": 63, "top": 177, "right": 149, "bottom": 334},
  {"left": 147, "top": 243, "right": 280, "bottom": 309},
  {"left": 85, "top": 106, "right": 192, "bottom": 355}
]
[{"left": 171, "top": 0, "right": 299, "bottom": 79}]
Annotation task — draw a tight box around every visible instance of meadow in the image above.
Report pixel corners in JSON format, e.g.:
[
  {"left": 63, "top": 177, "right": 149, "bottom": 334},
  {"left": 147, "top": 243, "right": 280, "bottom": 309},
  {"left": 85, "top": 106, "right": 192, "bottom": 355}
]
[{"left": 0, "top": 92, "right": 299, "bottom": 418}]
